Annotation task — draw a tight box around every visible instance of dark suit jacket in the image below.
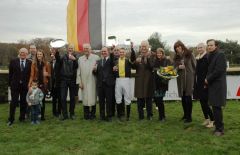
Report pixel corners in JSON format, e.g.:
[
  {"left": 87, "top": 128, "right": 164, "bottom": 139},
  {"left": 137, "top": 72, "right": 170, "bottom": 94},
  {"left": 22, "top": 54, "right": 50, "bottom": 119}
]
[
  {"left": 8, "top": 58, "right": 32, "bottom": 90},
  {"left": 94, "top": 54, "right": 115, "bottom": 87},
  {"left": 206, "top": 50, "right": 227, "bottom": 107},
  {"left": 50, "top": 52, "right": 61, "bottom": 88}
]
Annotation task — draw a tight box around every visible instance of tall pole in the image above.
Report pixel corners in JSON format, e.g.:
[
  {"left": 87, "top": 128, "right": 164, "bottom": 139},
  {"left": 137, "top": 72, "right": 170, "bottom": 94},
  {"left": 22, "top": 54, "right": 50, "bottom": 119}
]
[{"left": 104, "top": 0, "right": 107, "bottom": 46}]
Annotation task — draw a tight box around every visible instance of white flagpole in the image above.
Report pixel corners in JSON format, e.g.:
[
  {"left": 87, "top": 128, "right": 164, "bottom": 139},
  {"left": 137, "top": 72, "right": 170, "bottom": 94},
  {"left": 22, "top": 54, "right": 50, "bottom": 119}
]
[{"left": 104, "top": 0, "right": 107, "bottom": 46}]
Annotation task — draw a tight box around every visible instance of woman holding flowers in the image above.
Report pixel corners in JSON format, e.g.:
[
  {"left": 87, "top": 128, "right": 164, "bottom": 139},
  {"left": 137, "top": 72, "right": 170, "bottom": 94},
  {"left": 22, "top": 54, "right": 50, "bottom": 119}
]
[
  {"left": 173, "top": 40, "right": 196, "bottom": 123},
  {"left": 153, "top": 48, "right": 171, "bottom": 122}
]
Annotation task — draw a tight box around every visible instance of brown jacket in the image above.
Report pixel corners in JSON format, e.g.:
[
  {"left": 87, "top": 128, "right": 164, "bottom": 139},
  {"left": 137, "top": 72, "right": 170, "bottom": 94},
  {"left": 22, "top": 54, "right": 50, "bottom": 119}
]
[
  {"left": 131, "top": 50, "right": 154, "bottom": 98},
  {"left": 28, "top": 62, "right": 51, "bottom": 91}
]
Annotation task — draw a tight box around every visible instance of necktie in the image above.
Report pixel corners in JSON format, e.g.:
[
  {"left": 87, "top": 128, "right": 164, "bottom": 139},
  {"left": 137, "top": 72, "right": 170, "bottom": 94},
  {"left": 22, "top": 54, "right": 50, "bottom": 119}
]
[
  {"left": 21, "top": 60, "right": 24, "bottom": 71},
  {"left": 103, "top": 58, "right": 106, "bottom": 66}
]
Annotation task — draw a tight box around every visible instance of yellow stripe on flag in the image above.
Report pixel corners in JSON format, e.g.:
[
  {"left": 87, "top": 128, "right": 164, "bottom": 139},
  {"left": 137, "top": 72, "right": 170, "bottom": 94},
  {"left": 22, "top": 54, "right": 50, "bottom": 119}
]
[{"left": 67, "top": 0, "right": 79, "bottom": 51}]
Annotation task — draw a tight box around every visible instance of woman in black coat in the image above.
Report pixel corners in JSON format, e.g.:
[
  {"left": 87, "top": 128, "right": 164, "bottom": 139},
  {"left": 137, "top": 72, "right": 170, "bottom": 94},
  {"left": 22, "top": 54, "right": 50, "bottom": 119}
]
[
  {"left": 193, "top": 43, "right": 214, "bottom": 127},
  {"left": 153, "top": 48, "right": 171, "bottom": 121}
]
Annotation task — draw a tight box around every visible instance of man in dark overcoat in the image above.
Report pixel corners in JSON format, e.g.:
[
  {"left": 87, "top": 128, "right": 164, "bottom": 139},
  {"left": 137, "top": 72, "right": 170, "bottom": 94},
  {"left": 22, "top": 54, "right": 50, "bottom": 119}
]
[{"left": 205, "top": 39, "right": 227, "bottom": 136}]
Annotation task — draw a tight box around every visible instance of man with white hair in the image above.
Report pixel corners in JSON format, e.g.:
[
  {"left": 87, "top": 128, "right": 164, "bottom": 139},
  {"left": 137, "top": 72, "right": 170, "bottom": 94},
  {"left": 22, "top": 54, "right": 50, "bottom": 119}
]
[
  {"left": 7, "top": 48, "right": 32, "bottom": 126},
  {"left": 77, "top": 43, "right": 100, "bottom": 120}
]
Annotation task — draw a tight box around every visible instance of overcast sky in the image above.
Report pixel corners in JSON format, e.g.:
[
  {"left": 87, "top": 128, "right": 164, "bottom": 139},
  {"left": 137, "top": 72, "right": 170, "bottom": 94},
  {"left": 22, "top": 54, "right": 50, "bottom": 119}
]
[{"left": 1, "top": 0, "right": 240, "bottom": 47}]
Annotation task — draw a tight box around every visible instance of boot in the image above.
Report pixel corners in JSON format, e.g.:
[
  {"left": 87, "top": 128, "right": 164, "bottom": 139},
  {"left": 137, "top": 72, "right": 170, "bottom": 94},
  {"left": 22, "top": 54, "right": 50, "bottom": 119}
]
[
  {"left": 116, "top": 104, "right": 123, "bottom": 121},
  {"left": 75, "top": 96, "right": 79, "bottom": 105},
  {"left": 126, "top": 105, "right": 131, "bottom": 121},
  {"left": 83, "top": 106, "right": 90, "bottom": 120}
]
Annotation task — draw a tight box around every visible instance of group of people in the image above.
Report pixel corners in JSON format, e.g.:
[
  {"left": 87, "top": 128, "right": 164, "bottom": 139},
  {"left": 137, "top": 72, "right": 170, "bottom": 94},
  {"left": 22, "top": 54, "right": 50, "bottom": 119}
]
[{"left": 7, "top": 39, "right": 227, "bottom": 136}]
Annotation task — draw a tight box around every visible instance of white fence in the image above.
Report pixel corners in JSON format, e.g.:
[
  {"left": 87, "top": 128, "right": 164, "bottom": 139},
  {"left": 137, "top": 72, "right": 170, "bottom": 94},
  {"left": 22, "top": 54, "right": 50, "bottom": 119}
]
[{"left": 8, "top": 75, "right": 240, "bottom": 101}]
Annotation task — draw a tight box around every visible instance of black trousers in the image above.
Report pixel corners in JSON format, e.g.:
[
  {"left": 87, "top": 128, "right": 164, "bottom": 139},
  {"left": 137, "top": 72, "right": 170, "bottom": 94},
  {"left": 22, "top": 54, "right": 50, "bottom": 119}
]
[
  {"left": 52, "top": 86, "right": 62, "bottom": 116},
  {"left": 61, "top": 80, "right": 76, "bottom": 118},
  {"left": 41, "top": 96, "right": 46, "bottom": 119},
  {"left": 212, "top": 106, "right": 224, "bottom": 132},
  {"left": 137, "top": 97, "right": 153, "bottom": 119},
  {"left": 9, "top": 84, "right": 28, "bottom": 122},
  {"left": 98, "top": 83, "right": 114, "bottom": 120},
  {"left": 112, "top": 93, "right": 116, "bottom": 117},
  {"left": 154, "top": 97, "right": 165, "bottom": 120},
  {"left": 83, "top": 105, "right": 96, "bottom": 119},
  {"left": 181, "top": 94, "right": 192, "bottom": 121},
  {"left": 200, "top": 98, "right": 213, "bottom": 121}
]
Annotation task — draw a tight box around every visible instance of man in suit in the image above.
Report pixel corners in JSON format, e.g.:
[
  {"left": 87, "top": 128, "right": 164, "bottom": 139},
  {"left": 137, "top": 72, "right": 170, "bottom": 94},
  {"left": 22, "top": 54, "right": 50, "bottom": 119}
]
[
  {"left": 50, "top": 48, "right": 61, "bottom": 117},
  {"left": 8, "top": 48, "right": 32, "bottom": 126},
  {"left": 205, "top": 39, "right": 227, "bottom": 136},
  {"left": 93, "top": 47, "right": 115, "bottom": 121}
]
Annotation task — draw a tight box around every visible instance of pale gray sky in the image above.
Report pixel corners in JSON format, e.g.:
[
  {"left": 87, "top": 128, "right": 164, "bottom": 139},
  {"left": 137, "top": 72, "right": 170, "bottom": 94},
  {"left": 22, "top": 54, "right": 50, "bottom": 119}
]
[{"left": 0, "top": 0, "right": 240, "bottom": 47}]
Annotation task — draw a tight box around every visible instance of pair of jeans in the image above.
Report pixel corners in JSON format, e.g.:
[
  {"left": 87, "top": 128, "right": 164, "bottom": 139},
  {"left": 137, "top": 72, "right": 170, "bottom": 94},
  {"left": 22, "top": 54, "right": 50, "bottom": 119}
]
[{"left": 31, "top": 104, "right": 41, "bottom": 122}]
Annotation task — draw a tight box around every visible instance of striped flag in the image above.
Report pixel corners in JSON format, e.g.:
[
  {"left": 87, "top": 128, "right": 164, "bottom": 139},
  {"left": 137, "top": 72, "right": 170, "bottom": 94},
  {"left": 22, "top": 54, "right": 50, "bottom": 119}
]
[{"left": 67, "top": 0, "right": 102, "bottom": 51}]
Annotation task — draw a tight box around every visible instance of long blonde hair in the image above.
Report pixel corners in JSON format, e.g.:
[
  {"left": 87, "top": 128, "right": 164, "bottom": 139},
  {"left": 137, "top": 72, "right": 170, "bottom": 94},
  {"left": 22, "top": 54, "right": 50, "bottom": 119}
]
[{"left": 33, "top": 49, "right": 47, "bottom": 65}]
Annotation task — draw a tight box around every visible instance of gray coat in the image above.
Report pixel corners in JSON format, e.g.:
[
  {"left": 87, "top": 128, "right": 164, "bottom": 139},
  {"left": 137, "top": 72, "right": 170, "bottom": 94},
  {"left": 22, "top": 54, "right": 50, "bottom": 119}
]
[
  {"left": 206, "top": 50, "right": 227, "bottom": 107},
  {"left": 26, "top": 88, "right": 44, "bottom": 105},
  {"left": 175, "top": 53, "right": 196, "bottom": 97}
]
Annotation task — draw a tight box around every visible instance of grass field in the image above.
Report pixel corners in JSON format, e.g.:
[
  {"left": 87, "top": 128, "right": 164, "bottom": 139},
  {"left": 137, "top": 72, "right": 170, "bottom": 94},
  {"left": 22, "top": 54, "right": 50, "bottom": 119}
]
[{"left": 0, "top": 101, "right": 239, "bottom": 155}]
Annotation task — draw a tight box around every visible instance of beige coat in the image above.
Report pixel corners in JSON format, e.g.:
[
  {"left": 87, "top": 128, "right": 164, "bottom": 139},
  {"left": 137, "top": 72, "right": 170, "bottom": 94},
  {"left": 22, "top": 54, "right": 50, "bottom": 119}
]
[{"left": 76, "top": 54, "right": 100, "bottom": 106}]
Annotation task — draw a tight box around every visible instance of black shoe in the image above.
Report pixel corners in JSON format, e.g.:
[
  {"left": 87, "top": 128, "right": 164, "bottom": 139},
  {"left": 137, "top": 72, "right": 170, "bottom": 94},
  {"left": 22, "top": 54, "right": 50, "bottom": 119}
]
[
  {"left": 100, "top": 116, "right": 106, "bottom": 121},
  {"left": 213, "top": 131, "right": 224, "bottom": 136},
  {"left": 53, "top": 114, "right": 59, "bottom": 117},
  {"left": 7, "top": 121, "right": 13, "bottom": 126},
  {"left": 180, "top": 116, "right": 186, "bottom": 121},
  {"left": 41, "top": 117, "right": 46, "bottom": 121},
  {"left": 147, "top": 116, "right": 153, "bottom": 120},
  {"left": 159, "top": 118, "right": 166, "bottom": 122},
  {"left": 184, "top": 119, "right": 192, "bottom": 123},
  {"left": 118, "top": 116, "right": 123, "bottom": 122},
  {"left": 106, "top": 117, "right": 112, "bottom": 122},
  {"left": 90, "top": 115, "right": 96, "bottom": 120},
  {"left": 19, "top": 117, "right": 25, "bottom": 122},
  {"left": 60, "top": 116, "right": 69, "bottom": 121},
  {"left": 70, "top": 115, "right": 76, "bottom": 120}
]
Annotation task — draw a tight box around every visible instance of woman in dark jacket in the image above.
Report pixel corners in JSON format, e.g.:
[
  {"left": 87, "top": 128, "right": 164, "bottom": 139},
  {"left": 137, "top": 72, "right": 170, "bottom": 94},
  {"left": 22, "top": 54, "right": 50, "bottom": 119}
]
[
  {"left": 193, "top": 43, "right": 214, "bottom": 127},
  {"left": 153, "top": 48, "right": 171, "bottom": 121}
]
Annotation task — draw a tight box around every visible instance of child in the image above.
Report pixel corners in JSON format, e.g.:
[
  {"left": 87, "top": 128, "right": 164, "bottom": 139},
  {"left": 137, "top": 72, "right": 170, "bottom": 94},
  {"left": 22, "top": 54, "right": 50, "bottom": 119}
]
[{"left": 26, "top": 80, "right": 44, "bottom": 124}]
